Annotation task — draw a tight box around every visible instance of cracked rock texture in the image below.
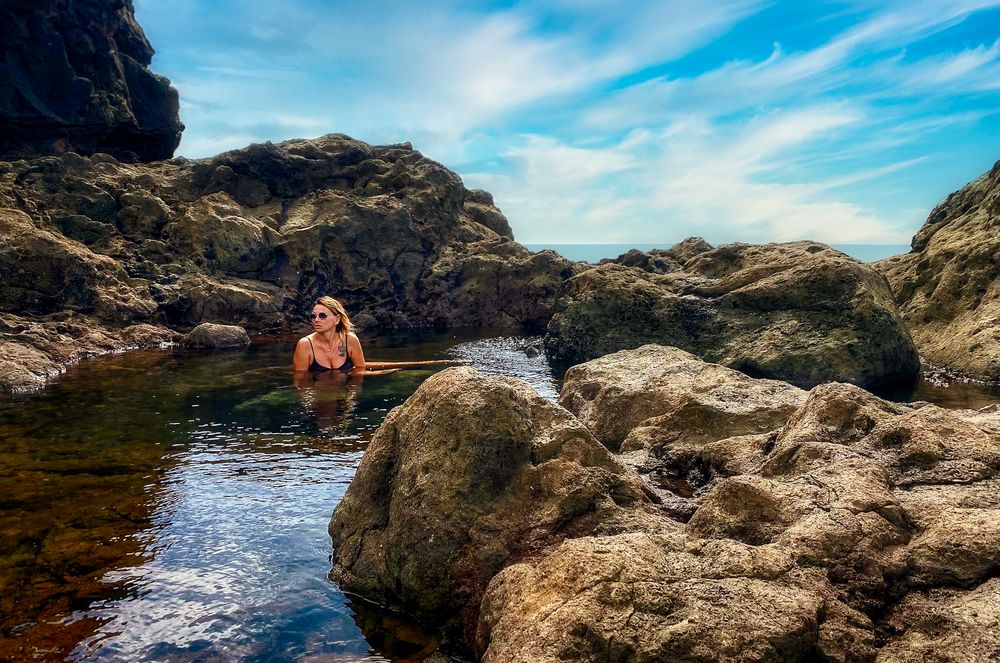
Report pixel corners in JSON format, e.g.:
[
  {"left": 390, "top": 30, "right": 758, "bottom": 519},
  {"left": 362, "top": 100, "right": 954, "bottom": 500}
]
[
  {"left": 328, "top": 366, "right": 660, "bottom": 648},
  {"left": 0, "top": 0, "right": 183, "bottom": 162},
  {"left": 877, "top": 159, "right": 1000, "bottom": 381},
  {"left": 545, "top": 239, "right": 920, "bottom": 390},
  {"left": 329, "top": 348, "right": 1000, "bottom": 662},
  {"left": 0, "top": 137, "right": 574, "bottom": 391}
]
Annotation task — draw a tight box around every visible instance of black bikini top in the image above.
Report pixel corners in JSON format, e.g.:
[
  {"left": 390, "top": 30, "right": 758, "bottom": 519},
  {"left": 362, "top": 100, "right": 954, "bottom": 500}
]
[{"left": 307, "top": 336, "right": 354, "bottom": 373}]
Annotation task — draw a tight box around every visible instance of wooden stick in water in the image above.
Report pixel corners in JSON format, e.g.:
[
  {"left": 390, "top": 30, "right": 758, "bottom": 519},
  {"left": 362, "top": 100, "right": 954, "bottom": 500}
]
[{"left": 364, "top": 359, "right": 462, "bottom": 370}]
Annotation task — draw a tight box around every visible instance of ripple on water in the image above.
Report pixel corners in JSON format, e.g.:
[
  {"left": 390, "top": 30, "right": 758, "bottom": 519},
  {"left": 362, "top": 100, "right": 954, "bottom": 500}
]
[{"left": 446, "top": 335, "right": 559, "bottom": 400}]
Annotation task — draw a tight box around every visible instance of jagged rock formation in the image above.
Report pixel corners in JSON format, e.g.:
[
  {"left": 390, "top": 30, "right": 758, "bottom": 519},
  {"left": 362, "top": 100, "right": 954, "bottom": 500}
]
[
  {"left": 0, "top": 0, "right": 183, "bottom": 162},
  {"left": 329, "top": 349, "right": 1000, "bottom": 661},
  {"left": 545, "top": 239, "right": 920, "bottom": 390},
  {"left": 0, "top": 137, "right": 575, "bottom": 391},
  {"left": 877, "top": 160, "right": 1000, "bottom": 381}
]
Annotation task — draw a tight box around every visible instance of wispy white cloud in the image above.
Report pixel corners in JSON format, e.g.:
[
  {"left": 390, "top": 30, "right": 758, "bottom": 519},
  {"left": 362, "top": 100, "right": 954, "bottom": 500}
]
[
  {"left": 471, "top": 105, "right": 920, "bottom": 244},
  {"left": 137, "top": 0, "right": 1000, "bottom": 245}
]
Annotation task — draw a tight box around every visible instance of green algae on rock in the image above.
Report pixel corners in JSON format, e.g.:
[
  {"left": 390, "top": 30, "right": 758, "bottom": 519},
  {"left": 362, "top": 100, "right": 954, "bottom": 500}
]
[{"left": 545, "top": 239, "right": 920, "bottom": 390}]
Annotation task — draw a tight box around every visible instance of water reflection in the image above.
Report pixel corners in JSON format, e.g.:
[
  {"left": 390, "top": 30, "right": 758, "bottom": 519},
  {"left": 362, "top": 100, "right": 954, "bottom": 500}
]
[{"left": 293, "top": 372, "right": 364, "bottom": 440}]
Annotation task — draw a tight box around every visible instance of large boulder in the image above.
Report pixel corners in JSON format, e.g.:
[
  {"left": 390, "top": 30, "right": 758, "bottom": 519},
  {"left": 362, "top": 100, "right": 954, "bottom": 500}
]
[
  {"left": 877, "top": 160, "right": 1000, "bottom": 381},
  {"left": 545, "top": 240, "right": 920, "bottom": 389},
  {"left": 559, "top": 345, "right": 807, "bottom": 452},
  {"left": 328, "top": 367, "right": 657, "bottom": 647},
  {"left": 0, "top": 0, "right": 183, "bottom": 162},
  {"left": 182, "top": 323, "right": 250, "bottom": 349},
  {"left": 331, "top": 347, "right": 1000, "bottom": 661},
  {"left": 483, "top": 374, "right": 1000, "bottom": 662}
]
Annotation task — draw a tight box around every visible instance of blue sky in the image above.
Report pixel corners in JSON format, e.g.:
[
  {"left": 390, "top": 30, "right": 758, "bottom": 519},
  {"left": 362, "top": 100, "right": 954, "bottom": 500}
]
[{"left": 134, "top": 0, "right": 1000, "bottom": 245}]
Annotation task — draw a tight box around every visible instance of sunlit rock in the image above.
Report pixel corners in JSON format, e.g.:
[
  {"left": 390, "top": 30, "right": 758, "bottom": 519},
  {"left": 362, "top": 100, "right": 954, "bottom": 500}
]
[
  {"left": 546, "top": 239, "right": 920, "bottom": 389},
  {"left": 877, "top": 159, "right": 1000, "bottom": 381}
]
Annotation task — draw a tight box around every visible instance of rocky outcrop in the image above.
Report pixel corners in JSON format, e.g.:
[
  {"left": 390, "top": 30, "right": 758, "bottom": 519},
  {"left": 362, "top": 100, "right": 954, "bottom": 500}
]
[
  {"left": 877, "top": 160, "right": 1000, "bottom": 381},
  {"left": 0, "top": 137, "right": 575, "bottom": 391},
  {"left": 329, "top": 367, "right": 658, "bottom": 648},
  {"left": 546, "top": 239, "right": 920, "bottom": 389},
  {"left": 0, "top": 0, "right": 183, "bottom": 162},
  {"left": 0, "top": 312, "right": 176, "bottom": 392},
  {"left": 330, "top": 349, "right": 1000, "bottom": 661},
  {"left": 558, "top": 345, "right": 808, "bottom": 519},
  {"left": 182, "top": 322, "right": 250, "bottom": 349}
]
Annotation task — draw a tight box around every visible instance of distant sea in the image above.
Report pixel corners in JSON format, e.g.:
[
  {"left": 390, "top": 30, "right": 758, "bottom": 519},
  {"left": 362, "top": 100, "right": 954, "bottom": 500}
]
[{"left": 523, "top": 243, "right": 912, "bottom": 264}]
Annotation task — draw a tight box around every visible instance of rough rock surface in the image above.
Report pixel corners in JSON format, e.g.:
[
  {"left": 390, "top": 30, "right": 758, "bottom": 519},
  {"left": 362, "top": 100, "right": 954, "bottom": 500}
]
[
  {"left": 546, "top": 239, "right": 920, "bottom": 389},
  {"left": 0, "top": 0, "right": 183, "bottom": 162},
  {"left": 0, "top": 312, "right": 176, "bottom": 393},
  {"left": 877, "top": 160, "right": 1000, "bottom": 381},
  {"left": 329, "top": 367, "right": 659, "bottom": 647},
  {"left": 330, "top": 349, "right": 1000, "bottom": 662},
  {"left": 0, "top": 137, "right": 574, "bottom": 391},
  {"left": 182, "top": 322, "right": 250, "bottom": 349},
  {"left": 559, "top": 344, "right": 807, "bottom": 519}
]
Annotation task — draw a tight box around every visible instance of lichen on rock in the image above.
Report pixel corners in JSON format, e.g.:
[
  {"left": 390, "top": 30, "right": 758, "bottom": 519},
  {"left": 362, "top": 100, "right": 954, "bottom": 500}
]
[{"left": 545, "top": 239, "right": 920, "bottom": 390}]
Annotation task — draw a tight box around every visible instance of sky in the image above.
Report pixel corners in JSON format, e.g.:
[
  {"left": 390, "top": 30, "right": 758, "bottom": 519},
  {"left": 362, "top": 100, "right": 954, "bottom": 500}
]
[{"left": 134, "top": 0, "right": 1000, "bottom": 246}]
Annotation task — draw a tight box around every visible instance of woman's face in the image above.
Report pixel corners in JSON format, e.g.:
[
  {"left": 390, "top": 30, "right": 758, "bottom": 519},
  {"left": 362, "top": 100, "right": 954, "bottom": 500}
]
[{"left": 311, "top": 304, "right": 340, "bottom": 333}]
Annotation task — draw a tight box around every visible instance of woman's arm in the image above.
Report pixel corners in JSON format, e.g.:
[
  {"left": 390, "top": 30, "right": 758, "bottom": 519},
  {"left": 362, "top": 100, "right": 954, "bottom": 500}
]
[
  {"left": 347, "top": 332, "right": 366, "bottom": 372},
  {"left": 292, "top": 337, "right": 313, "bottom": 371}
]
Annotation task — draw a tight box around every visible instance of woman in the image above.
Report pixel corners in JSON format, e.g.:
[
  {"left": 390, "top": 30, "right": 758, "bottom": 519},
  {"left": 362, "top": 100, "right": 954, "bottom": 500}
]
[
  {"left": 293, "top": 296, "right": 458, "bottom": 374},
  {"left": 293, "top": 296, "right": 365, "bottom": 373}
]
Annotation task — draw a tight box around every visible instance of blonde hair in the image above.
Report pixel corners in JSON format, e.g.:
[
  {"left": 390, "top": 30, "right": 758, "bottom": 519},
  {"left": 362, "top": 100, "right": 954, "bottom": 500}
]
[{"left": 315, "top": 296, "right": 352, "bottom": 334}]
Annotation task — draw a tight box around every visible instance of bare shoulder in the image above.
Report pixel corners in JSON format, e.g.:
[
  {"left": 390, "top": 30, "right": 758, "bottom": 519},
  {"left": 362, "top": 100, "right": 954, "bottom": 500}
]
[
  {"left": 296, "top": 335, "right": 314, "bottom": 347},
  {"left": 347, "top": 331, "right": 361, "bottom": 343}
]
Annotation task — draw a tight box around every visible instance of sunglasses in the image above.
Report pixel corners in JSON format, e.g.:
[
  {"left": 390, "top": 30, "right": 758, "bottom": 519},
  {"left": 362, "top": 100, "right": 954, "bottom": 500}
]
[{"left": 308, "top": 311, "right": 340, "bottom": 320}]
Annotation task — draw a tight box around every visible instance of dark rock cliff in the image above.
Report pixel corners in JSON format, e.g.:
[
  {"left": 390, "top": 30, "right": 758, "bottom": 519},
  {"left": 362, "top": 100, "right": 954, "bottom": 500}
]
[{"left": 0, "top": 0, "right": 183, "bottom": 162}]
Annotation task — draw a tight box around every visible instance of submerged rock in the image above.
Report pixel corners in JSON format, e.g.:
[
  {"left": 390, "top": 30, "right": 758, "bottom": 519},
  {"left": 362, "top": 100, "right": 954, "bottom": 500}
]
[
  {"left": 0, "top": 0, "right": 183, "bottom": 162},
  {"left": 545, "top": 239, "right": 920, "bottom": 389},
  {"left": 182, "top": 323, "right": 250, "bottom": 349},
  {"left": 330, "top": 348, "right": 1000, "bottom": 661},
  {"left": 877, "top": 160, "right": 1000, "bottom": 381}
]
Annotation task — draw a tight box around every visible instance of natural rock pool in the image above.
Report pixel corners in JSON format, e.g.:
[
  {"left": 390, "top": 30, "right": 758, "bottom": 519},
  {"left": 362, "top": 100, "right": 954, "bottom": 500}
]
[
  {"left": 1, "top": 334, "right": 997, "bottom": 661},
  {"left": 0, "top": 332, "right": 555, "bottom": 662}
]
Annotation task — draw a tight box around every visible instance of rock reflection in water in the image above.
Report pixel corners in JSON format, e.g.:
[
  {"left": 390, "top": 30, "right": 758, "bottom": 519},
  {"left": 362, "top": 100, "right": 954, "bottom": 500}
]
[{"left": 0, "top": 357, "right": 176, "bottom": 661}]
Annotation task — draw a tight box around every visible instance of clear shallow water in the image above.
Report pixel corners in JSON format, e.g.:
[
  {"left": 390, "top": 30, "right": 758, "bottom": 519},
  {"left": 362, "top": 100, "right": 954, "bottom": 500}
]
[
  {"left": 1, "top": 330, "right": 997, "bottom": 662},
  {"left": 523, "top": 243, "right": 912, "bottom": 263},
  {"left": 0, "top": 332, "right": 556, "bottom": 662}
]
